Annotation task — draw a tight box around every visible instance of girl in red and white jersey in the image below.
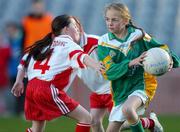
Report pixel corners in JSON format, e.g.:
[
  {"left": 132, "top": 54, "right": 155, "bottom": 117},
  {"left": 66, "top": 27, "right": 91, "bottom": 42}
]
[
  {"left": 79, "top": 33, "right": 113, "bottom": 132},
  {"left": 11, "top": 15, "right": 104, "bottom": 132},
  {"left": 74, "top": 18, "right": 113, "bottom": 132}
]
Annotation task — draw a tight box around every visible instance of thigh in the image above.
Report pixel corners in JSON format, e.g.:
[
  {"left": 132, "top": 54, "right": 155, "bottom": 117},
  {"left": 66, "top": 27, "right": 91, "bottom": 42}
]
[
  {"left": 90, "top": 108, "right": 107, "bottom": 121},
  {"left": 106, "top": 121, "right": 123, "bottom": 132},
  {"left": 109, "top": 104, "right": 126, "bottom": 122},
  {"left": 66, "top": 105, "right": 91, "bottom": 123},
  {"left": 123, "top": 95, "right": 142, "bottom": 110},
  {"left": 127, "top": 90, "right": 148, "bottom": 107},
  {"left": 120, "top": 120, "right": 130, "bottom": 131},
  {"left": 90, "top": 93, "right": 113, "bottom": 112},
  {"left": 123, "top": 89, "right": 148, "bottom": 112}
]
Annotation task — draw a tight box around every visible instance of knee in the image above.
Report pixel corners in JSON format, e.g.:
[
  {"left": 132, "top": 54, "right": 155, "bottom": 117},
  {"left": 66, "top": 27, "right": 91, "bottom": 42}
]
[
  {"left": 91, "top": 118, "right": 102, "bottom": 126},
  {"left": 81, "top": 113, "right": 92, "bottom": 124},
  {"left": 106, "top": 124, "right": 121, "bottom": 132},
  {"left": 106, "top": 126, "right": 115, "bottom": 132},
  {"left": 122, "top": 105, "right": 134, "bottom": 118}
]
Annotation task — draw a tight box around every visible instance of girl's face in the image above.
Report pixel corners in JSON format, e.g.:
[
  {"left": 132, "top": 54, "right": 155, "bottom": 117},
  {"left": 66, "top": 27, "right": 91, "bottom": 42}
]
[
  {"left": 66, "top": 18, "right": 80, "bottom": 43},
  {"left": 105, "top": 8, "right": 128, "bottom": 34}
]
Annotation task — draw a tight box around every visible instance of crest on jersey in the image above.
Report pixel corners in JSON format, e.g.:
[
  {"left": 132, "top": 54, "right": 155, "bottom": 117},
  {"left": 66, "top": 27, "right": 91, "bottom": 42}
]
[{"left": 109, "top": 50, "right": 116, "bottom": 57}]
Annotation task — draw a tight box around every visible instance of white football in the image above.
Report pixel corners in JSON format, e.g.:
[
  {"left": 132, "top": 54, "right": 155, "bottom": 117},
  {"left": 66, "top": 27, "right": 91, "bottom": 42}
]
[{"left": 143, "top": 48, "right": 171, "bottom": 76}]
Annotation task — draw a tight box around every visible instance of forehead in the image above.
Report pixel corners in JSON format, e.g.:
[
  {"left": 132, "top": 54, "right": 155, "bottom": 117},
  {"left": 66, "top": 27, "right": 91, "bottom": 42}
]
[
  {"left": 105, "top": 8, "right": 121, "bottom": 18},
  {"left": 69, "top": 18, "right": 77, "bottom": 25}
]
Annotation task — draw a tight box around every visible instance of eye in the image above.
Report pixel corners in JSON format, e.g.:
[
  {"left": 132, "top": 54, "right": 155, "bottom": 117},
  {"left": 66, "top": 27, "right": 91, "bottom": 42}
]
[
  {"left": 105, "top": 17, "right": 109, "bottom": 22},
  {"left": 112, "top": 18, "right": 119, "bottom": 22}
]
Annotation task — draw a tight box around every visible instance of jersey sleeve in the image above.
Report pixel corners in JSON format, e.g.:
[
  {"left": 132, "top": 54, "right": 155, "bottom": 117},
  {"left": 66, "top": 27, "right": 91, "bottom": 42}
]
[
  {"left": 143, "top": 34, "right": 169, "bottom": 50},
  {"left": 68, "top": 42, "right": 88, "bottom": 69},
  {"left": 169, "top": 50, "right": 180, "bottom": 68},
  {"left": 17, "top": 53, "right": 28, "bottom": 70},
  {"left": 98, "top": 38, "right": 130, "bottom": 81},
  {"left": 143, "top": 34, "right": 180, "bottom": 68}
]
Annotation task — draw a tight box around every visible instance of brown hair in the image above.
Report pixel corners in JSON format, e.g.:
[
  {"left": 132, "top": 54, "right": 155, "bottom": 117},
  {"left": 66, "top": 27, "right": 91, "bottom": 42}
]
[{"left": 24, "top": 14, "right": 72, "bottom": 68}]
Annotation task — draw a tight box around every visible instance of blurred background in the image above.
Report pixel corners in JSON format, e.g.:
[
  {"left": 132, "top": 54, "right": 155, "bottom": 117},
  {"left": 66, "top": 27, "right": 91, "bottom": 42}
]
[{"left": 0, "top": 0, "right": 180, "bottom": 131}]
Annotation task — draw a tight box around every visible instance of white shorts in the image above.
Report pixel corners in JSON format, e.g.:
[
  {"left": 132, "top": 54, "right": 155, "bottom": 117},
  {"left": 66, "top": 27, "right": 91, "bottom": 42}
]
[{"left": 109, "top": 90, "right": 148, "bottom": 122}]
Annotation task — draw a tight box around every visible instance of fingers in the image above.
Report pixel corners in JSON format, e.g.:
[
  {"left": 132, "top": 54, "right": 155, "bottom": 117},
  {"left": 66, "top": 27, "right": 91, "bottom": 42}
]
[
  {"left": 168, "top": 62, "right": 173, "bottom": 71},
  {"left": 100, "top": 61, "right": 105, "bottom": 69},
  {"left": 141, "top": 51, "right": 147, "bottom": 56},
  {"left": 100, "top": 65, "right": 106, "bottom": 71},
  {"left": 140, "top": 52, "right": 147, "bottom": 59},
  {"left": 138, "top": 62, "right": 144, "bottom": 66},
  {"left": 11, "top": 90, "right": 18, "bottom": 97},
  {"left": 139, "top": 57, "right": 144, "bottom": 62},
  {"left": 138, "top": 52, "right": 147, "bottom": 65},
  {"left": 11, "top": 89, "right": 18, "bottom": 97},
  {"left": 11, "top": 87, "right": 23, "bottom": 97},
  {"left": 21, "top": 87, "right": 24, "bottom": 94}
]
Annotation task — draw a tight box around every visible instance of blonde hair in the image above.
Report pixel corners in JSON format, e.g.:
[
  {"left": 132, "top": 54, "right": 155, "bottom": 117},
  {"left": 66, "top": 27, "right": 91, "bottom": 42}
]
[
  {"left": 104, "top": 2, "right": 145, "bottom": 41},
  {"left": 104, "top": 3, "right": 131, "bottom": 21}
]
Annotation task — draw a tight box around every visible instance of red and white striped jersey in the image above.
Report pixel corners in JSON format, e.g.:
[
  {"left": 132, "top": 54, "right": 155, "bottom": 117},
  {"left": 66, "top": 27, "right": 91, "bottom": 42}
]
[
  {"left": 78, "top": 33, "right": 111, "bottom": 94},
  {"left": 18, "top": 35, "right": 87, "bottom": 91}
]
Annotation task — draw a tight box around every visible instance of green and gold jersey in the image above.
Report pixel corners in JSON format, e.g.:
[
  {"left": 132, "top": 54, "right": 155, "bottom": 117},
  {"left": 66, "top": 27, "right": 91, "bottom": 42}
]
[{"left": 98, "top": 26, "right": 180, "bottom": 106}]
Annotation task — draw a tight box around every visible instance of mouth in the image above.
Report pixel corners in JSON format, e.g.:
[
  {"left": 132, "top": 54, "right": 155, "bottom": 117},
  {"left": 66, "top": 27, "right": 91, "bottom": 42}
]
[{"left": 108, "top": 27, "right": 114, "bottom": 30}]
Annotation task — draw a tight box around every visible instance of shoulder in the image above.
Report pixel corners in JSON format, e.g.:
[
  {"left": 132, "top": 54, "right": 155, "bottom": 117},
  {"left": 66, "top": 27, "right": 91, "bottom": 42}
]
[
  {"left": 127, "top": 28, "right": 143, "bottom": 42},
  {"left": 98, "top": 33, "right": 111, "bottom": 46},
  {"left": 86, "top": 34, "right": 99, "bottom": 44},
  {"left": 82, "top": 33, "right": 99, "bottom": 43},
  {"left": 55, "top": 35, "right": 74, "bottom": 43},
  {"left": 86, "top": 34, "right": 99, "bottom": 40},
  {"left": 54, "top": 35, "right": 82, "bottom": 49},
  {"left": 98, "top": 33, "right": 109, "bottom": 43}
]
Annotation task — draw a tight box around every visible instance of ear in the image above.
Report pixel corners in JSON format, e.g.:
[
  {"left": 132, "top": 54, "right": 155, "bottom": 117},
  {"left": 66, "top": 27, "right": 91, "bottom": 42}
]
[
  {"left": 61, "top": 26, "right": 68, "bottom": 34},
  {"left": 123, "top": 19, "right": 129, "bottom": 26}
]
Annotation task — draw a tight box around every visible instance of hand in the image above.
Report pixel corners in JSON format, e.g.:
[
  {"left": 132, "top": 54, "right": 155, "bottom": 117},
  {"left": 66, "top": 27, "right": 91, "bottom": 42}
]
[
  {"left": 94, "top": 61, "right": 106, "bottom": 73},
  {"left": 129, "top": 52, "right": 147, "bottom": 67},
  {"left": 168, "top": 58, "right": 173, "bottom": 71},
  {"left": 11, "top": 81, "right": 24, "bottom": 97},
  {"left": 99, "top": 61, "right": 106, "bottom": 73}
]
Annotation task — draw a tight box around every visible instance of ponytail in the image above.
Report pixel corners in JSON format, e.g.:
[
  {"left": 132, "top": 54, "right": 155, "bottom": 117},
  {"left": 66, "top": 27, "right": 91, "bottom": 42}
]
[
  {"left": 23, "top": 14, "right": 73, "bottom": 68},
  {"left": 24, "top": 32, "right": 54, "bottom": 68}
]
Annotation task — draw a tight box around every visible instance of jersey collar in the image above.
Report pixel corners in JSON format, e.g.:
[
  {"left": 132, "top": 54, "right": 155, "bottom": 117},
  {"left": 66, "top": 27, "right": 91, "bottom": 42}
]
[
  {"left": 108, "top": 26, "right": 135, "bottom": 42},
  {"left": 58, "top": 35, "right": 73, "bottom": 41}
]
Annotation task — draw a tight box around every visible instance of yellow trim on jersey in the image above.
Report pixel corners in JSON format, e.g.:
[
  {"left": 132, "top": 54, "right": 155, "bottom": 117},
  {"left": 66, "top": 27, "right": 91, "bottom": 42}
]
[
  {"left": 102, "top": 72, "right": 108, "bottom": 80},
  {"left": 102, "top": 55, "right": 112, "bottom": 80},
  {"left": 100, "top": 42, "right": 120, "bottom": 50},
  {"left": 160, "top": 45, "right": 169, "bottom": 50},
  {"left": 110, "top": 82, "right": 115, "bottom": 106},
  {"left": 144, "top": 72, "right": 157, "bottom": 101},
  {"left": 100, "top": 42, "right": 131, "bottom": 56},
  {"left": 103, "top": 55, "right": 112, "bottom": 69}
]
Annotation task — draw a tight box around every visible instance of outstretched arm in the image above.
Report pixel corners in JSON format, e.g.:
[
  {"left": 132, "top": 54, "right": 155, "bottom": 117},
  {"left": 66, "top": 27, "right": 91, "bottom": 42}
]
[{"left": 83, "top": 54, "right": 105, "bottom": 72}]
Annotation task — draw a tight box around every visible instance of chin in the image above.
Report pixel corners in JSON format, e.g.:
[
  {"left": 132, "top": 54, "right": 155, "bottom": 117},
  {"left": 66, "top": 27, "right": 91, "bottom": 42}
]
[{"left": 108, "top": 29, "right": 114, "bottom": 32}]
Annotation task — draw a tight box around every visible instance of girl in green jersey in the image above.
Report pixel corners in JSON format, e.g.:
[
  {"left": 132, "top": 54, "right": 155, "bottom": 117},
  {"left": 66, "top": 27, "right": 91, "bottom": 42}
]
[{"left": 98, "top": 2, "right": 180, "bottom": 132}]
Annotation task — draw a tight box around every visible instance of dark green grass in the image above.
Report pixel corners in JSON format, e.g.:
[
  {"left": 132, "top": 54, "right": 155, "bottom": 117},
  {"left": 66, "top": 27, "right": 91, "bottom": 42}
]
[{"left": 0, "top": 115, "right": 180, "bottom": 132}]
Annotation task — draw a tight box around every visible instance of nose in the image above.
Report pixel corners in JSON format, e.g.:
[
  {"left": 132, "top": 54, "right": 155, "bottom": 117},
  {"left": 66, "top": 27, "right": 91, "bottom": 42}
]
[
  {"left": 108, "top": 22, "right": 113, "bottom": 28},
  {"left": 107, "top": 20, "right": 113, "bottom": 26}
]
